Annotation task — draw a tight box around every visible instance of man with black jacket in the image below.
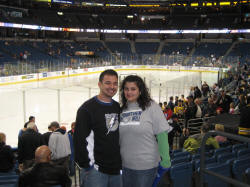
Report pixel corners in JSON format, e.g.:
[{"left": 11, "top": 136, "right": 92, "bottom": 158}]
[
  {"left": 19, "top": 145, "right": 71, "bottom": 187},
  {"left": 18, "top": 122, "right": 43, "bottom": 171},
  {"left": 0, "top": 132, "right": 15, "bottom": 173},
  {"left": 74, "top": 69, "right": 121, "bottom": 187}
]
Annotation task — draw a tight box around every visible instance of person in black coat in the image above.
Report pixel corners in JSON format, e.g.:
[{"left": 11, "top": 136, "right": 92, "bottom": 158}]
[
  {"left": 168, "top": 115, "right": 182, "bottom": 149},
  {"left": 0, "top": 132, "right": 15, "bottom": 173},
  {"left": 19, "top": 145, "right": 71, "bottom": 187},
  {"left": 216, "top": 90, "right": 232, "bottom": 113},
  {"left": 18, "top": 122, "right": 44, "bottom": 171}
]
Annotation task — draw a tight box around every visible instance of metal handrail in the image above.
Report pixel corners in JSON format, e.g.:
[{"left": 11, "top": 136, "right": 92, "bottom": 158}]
[{"left": 200, "top": 131, "right": 250, "bottom": 187}]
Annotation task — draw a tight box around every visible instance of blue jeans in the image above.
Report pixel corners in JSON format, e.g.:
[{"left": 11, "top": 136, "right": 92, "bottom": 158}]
[
  {"left": 80, "top": 167, "right": 122, "bottom": 187},
  {"left": 122, "top": 167, "right": 158, "bottom": 187}
]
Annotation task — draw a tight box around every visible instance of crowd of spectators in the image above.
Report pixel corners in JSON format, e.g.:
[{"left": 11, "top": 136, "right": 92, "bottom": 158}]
[
  {"left": 0, "top": 116, "right": 75, "bottom": 186},
  {"left": 0, "top": 63, "right": 249, "bottom": 186},
  {"left": 159, "top": 64, "right": 249, "bottom": 152}
]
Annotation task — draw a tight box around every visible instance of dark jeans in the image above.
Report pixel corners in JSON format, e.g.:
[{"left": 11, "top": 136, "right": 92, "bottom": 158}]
[
  {"left": 122, "top": 167, "right": 158, "bottom": 187},
  {"left": 80, "top": 167, "right": 121, "bottom": 187}
]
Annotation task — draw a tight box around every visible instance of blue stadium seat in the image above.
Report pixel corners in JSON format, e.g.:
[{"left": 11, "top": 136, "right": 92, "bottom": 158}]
[
  {"left": 237, "top": 148, "right": 250, "bottom": 158},
  {"left": 245, "top": 168, "right": 250, "bottom": 184},
  {"left": 171, "top": 149, "right": 182, "bottom": 154},
  {"left": 194, "top": 156, "right": 216, "bottom": 171},
  {"left": 219, "top": 141, "right": 231, "bottom": 148},
  {"left": 170, "top": 162, "right": 193, "bottom": 187},
  {"left": 217, "top": 152, "right": 236, "bottom": 163},
  {"left": 171, "top": 155, "right": 190, "bottom": 165},
  {"left": 0, "top": 175, "right": 18, "bottom": 180},
  {"left": 0, "top": 179, "right": 18, "bottom": 187},
  {"left": 0, "top": 174, "right": 18, "bottom": 187},
  {"left": 213, "top": 147, "right": 231, "bottom": 157},
  {"left": 192, "top": 152, "right": 211, "bottom": 160},
  {"left": 0, "top": 171, "right": 16, "bottom": 176},
  {"left": 232, "top": 157, "right": 250, "bottom": 182},
  {"left": 172, "top": 151, "right": 191, "bottom": 159},
  {"left": 203, "top": 162, "right": 231, "bottom": 187},
  {"left": 232, "top": 143, "right": 248, "bottom": 153}
]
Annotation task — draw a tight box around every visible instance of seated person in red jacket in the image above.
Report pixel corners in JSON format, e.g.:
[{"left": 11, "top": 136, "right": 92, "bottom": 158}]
[
  {"left": 0, "top": 132, "right": 15, "bottom": 173},
  {"left": 19, "top": 145, "right": 71, "bottom": 187}
]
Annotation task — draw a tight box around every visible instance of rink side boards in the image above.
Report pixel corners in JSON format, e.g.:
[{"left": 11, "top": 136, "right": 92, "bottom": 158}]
[{"left": 0, "top": 65, "right": 225, "bottom": 86}]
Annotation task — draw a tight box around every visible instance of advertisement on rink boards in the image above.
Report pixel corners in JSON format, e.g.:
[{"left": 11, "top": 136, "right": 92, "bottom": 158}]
[{"left": 0, "top": 65, "right": 222, "bottom": 85}]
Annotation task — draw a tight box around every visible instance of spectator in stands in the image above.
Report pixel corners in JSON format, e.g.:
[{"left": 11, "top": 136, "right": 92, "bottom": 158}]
[
  {"left": 18, "top": 122, "right": 43, "bottom": 171},
  {"left": 163, "top": 101, "right": 168, "bottom": 110},
  {"left": 168, "top": 114, "right": 182, "bottom": 149},
  {"left": 184, "top": 96, "right": 197, "bottom": 127},
  {"left": 194, "top": 98, "right": 204, "bottom": 118},
  {"left": 238, "top": 95, "right": 250, "bottom": 138},
  {"left": 189, "top": 87, "right": 195, "bottom": 97},
  {"left": 19, "top": 145, "right": 71, "bottom": 187},
  {"left": 181, "top": 94, "right": 187, "bottom": 104},
  {"left": 229, "top": 102, "right": 236, "bottom": 114},
  {"left": 174, "top": 96, "right": 179, "bottom": 106},
  {"left": 42, "top": 124, "right": 52, "bottom": 146},
  {"left": 159, "top": 102, "right": 163, "bottom": 108},
  {"left": 201, "top": 81, "right": 210, "bottom": 97},
  {"left": 68, "top": 122, "right": 75, "bottom": 138},
  {"left": 159, "top": 102, "right": 163, "bottom": 110},
  {"left": 184, "top": 123, "right": 219, "bottom": 154},
  {"left": 179, "top": 128, "right": 190, "bottom": 149},
  {"left": 203, "top": 97, "right": 217, "bottom": 117},
  {"left": 60, "top": 125, "right": 67, "bottom": 132},
  {"left": 168, "top": 96, "right": 175, "bottom": 111},
  {"left": 119, "top": 75, "right": 171, "bottom": 187},
  {"left": 214, "top": 124, "right": 227, "bottom": 143},
  {"left": 235, "top": 94, "right": 247, "bottom": 112},
  {"left": 216, "top": 90, "right": 232, "bottom": 113},
  {"left": 48, "top": 121, "right": 71, "bottom": 170},
  {"left": 18, "top": 116, "right": 35, "bottom": 138},
  {"left": 212, "top": 83, "right": 219, "bottom": 95},
  {"left": 174, "top": 100, "right": 184, "bottom": 118},
  {"left": 0, "top": 132, "right": 15, "bottom": 173},
  {"left": 164, "top": 105, "right": 173, "bottom": 121},
  {"left": 74, "top": 69, "right": 122, "bottom": 187},
  {"left": 194, "top": 86, "right": 202, "bottom": 100}
]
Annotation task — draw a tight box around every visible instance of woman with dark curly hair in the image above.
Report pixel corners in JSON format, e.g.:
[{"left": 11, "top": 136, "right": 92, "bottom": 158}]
[{"left": 119, "top": 75, "right": 172, "bottom": 187}]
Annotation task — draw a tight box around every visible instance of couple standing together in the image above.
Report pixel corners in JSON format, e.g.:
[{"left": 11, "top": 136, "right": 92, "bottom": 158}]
[{"left": 74, "top": 69, "right": 172, "bottom": 187}]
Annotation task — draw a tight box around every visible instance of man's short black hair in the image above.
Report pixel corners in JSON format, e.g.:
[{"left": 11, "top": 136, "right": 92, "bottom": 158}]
[
  {"left": 29, "top": 116, "right": 35, "bottom": 121},
  {"left": 99, "top": 69, "right": 118, "bottom": 82}
]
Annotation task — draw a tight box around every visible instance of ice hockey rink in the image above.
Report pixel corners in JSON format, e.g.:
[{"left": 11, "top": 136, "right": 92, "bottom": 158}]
[{"left": 0, "top": 69, "right": 218, "bottom": 147}]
